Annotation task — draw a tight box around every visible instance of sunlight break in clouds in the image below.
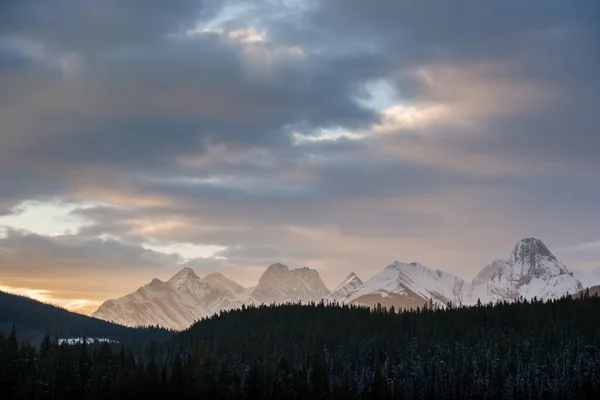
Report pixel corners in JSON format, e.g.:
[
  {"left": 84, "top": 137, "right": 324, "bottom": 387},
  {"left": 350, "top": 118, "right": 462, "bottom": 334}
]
[
  {"left": 374, "top": 103, "right": 452, "bottom": 133},
  {"left": 0, "top": 200, "right": 96, "bottom": 236},
  {"left": 0, "top": 285, "right": 100, "bottom": 315},
  {"left": 142, "top": 242, "right": 225, "bottom": 260}
]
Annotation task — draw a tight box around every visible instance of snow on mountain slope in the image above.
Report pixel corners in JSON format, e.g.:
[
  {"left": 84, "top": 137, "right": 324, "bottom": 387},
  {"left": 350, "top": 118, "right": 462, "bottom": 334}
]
[
  {"left": 93, "top": 268, "right": 250, "bottom": 330},
  {"left": 204, "top": 272, "right": 245, "bottom": 296},
  {"left": 252, "top": 263, "right": 330, "bottom": 303},
  {"left": 327, "top": 273, "right": 363, "bottom": 303},
  {"left": 92, "top": 238, "right": 596, "bottom": 329},
  {"left": 203, "top": 272, "right": 252, "bottom": 304},
  {"left": 572, "top": 268, "right": 600, "bottom": 289},
  {"left": 472, "top": 259, "right": 518, "bottom": 300},
  {"left": 343, "top": 238, "right": 588, "bottom": 310},
  {"left": 93, "top": 264, "right": 332, "bottom": 330},
  {"left": 473, "top": 238, "right": 583, "bottom": 301},
  {"left": 168, "top": 268, "right": 217, "bottom": 301},
  {"left": 472, "top": 260, "right": 511, "bottom": 286},
  {"left": 346, "top": 262, "right": 478, "bottom": 309},
  {"left": 536, "top": 274, "right": 583, "bottom": 299},
  {"left": 92, "top": 278, "right": 206, "bottom": 330},
  {"left": 511, "top": 238, "right": 568, "bottom": 284},
  {"left": 164, "top": 267, "right": 241, "bottom": 318}
]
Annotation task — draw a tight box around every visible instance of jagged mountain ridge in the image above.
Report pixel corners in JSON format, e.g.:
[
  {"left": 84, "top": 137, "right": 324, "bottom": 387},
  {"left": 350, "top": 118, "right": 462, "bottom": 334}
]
[
  {"left": 92, "top": 238, "right": 599, "bottom": 330},
  {"left": 92, "top": 263, "right": 330, "bottom": 330},
  {"left": 344, "top": 238, "right": 586, "bottom": 310},
  {"left": 473, "top": 238, "right": 583, "bottom": 302},
  {"left": 343, "top": 261, "right": 483, "bottom": 309}
]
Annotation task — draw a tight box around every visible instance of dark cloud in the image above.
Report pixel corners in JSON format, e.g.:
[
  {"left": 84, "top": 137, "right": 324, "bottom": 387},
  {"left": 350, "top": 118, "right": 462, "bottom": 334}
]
[
  {"left": 467, "top": 104, "right": 600, "bottom": 169},
  {"left": 0, "top": 0, "right": 208, "bottom": 50},
  {"left": 2, "top": 35, "right": 380, "bottom": 175},
  {"left": 0, "top": 228, "right": 165, "bottom": 270},
  {"left": 300, "top": 0, "right": 599, "bottom": 63}
]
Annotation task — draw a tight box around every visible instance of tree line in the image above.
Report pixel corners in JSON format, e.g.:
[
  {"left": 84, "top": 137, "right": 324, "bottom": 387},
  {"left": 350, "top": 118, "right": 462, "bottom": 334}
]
[{"left": 2, "top": 292, "right": 600, "bottom": 399}]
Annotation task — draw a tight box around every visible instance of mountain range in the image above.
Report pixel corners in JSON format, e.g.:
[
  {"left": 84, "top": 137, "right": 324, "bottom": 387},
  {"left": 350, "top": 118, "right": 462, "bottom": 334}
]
[{"left": 92, "top": 238, "right": 600, "bottom": 330}]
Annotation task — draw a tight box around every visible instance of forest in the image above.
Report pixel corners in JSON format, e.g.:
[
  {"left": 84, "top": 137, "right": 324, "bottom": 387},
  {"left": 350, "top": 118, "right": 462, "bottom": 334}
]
[
  {"left": 0, "top": 290, "right": 171, "bottom": 345},
  {"left": 2, "top": 292, "right": 600, "bottom": 399}
]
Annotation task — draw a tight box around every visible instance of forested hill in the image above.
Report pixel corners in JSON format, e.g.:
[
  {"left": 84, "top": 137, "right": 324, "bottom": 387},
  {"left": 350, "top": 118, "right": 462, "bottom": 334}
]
[
  {"left": 0, "top": 290, "right": 172, "bottom": 344},
  {"left": 3, "top": 295, "right": 600, "bottom": 399},
  {"left": 174, "top": 296, "right": 600, "bottom": 399}
]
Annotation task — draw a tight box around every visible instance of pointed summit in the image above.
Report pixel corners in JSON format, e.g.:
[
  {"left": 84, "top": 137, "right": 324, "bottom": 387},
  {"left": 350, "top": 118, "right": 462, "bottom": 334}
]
[
  {"left": 345, "top": 272, "right": 361, "bottom": 282},
  {"left": 472, "top": 238, "right": 579, "bottom": 301},
  {"left": 510, "top": 238, "right": 567, "bottom": 284},
  {"left": 168, "top": 267, "right": 199, "bottom": 285},
  {"left": 174, "top": 267, "right": 199, "bottom": 278},
  {"left": 328, "top": 272, "right": 363, "bottom": 303},
  {"left": 386, "top": 261, "right": 426, "bottom": 272},
  {"left": 511, "top": 238, "right": 557, "bottom": 265},
  {"left": 147, "top": 278, "right": 165, "bottom": 288},
  {"left": 167, "top": 267, "right": 210, "bottom": 297}
]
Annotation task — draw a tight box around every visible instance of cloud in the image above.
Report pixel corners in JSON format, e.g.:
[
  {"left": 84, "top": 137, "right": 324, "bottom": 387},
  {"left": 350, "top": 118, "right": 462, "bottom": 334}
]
[
  {"left": 0, "top": 229, "right": 180, "bottom": 296},
  {"left": 0, "top": 0, "right": 599, "bottom": 311},
  {"left": 0, "top": 0, "right": 209, "bottom": 50}
]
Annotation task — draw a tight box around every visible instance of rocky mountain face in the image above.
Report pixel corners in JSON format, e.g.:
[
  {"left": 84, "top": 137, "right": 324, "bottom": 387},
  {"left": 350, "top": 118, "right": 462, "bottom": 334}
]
[
  {"left": 252, "top": 263, "right": 330, "bottom": 303},
  {"left": 473, "top": 238, "right": 582, "bottom": 301},
  {"left": 327, "top": 272, "right": 363, "bottom": 303},
  {"left": 333, "top": 261, "right": 485, "bottom": 310},
  {"left": 92, "top": 263, "right": 330, "bottom": 330},
  {"left": 92, "top": 268, "right": 232, "bottom": 330},
  {"left": 92, "top": 277, "right": 201, "bottom": 331},
  {"left": 329, "top": 238, "right": 587, "bottom": 310},
  {"left": 92, "top": 238, "right": 598, "bottom": 330}
]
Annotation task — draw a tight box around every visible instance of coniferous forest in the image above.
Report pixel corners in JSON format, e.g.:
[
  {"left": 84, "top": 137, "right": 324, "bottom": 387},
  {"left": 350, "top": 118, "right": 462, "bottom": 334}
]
[
  {"left": 0, "top": 290, "right": 172, "bottom": 345},
  {"left": 3, "top": 293, "right": 600, "bottom": 399}
]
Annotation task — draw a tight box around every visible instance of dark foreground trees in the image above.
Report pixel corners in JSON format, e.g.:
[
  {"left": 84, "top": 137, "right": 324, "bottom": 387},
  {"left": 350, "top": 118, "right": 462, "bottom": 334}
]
[{"left": 2, "top": 294, "right": 600, "bottom": 399}]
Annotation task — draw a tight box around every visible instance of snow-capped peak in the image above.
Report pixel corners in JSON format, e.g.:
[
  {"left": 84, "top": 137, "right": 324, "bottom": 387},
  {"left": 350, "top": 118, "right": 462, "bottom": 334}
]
[
  {"left": 167, "top": 267, "right": 199, "bottom": 287},
  {"left": 472, "top": 238, "right": 578, "bottom": 301},
  {"left": 386, "top": 261, "right": 426, "bottom": 270},
  {"left": 511, "top": 238, "right": 557, "bottom": 262},
  {"left": 510, "top": 238, "right": 568, "bottom": 284},
  {"left": 91, "top": 238, "right": 598, "bottom": 331},
  {"left": 335, "top": 272, "right": 363, "bottom": 292},
  {"left": 166, "top": 267, "right": 217, "bottom": 302},
  {"left": 345, "top": 261, "right": 469, "bottom": 308},
  {"left": 327, "top": 272, "right": 363, "bottom": 303}
]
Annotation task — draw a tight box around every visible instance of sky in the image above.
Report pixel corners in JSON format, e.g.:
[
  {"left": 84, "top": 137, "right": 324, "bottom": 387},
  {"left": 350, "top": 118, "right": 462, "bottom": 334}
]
[{"left": 1, "top": 0, "right": 600, "bottom": 315}]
